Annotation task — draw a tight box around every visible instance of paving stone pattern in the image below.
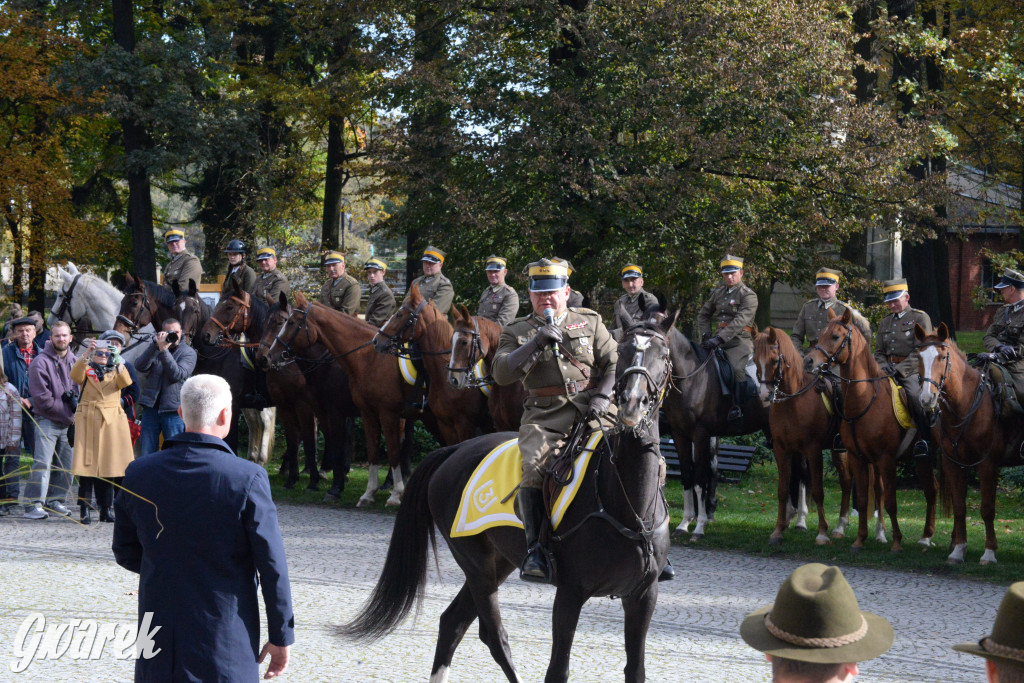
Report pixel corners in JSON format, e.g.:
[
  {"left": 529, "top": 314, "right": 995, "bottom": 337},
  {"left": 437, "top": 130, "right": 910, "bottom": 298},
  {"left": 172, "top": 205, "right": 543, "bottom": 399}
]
[{"left": 0, "top": 502, "right": 1003, "bottom": 681}]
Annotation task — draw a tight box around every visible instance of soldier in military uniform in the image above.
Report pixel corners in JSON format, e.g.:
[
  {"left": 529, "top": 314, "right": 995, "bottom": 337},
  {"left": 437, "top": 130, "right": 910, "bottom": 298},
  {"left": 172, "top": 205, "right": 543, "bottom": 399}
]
[
  {"left": 613, "top": 264, "right": 658, "bottom": 335},
  {"left": 319, "top": 251, "right": 361, "bottom": 315},
  {"left": 363, "top": 258, "right": 396, "bottom": 328},
  {"left": 492, "top": 258, "right": 617, "bottom": 583},
  {"left": 219, "top": 239, "right": 257, "bottom": 300},
  {"left": 410, "top": 246, "right": 454, "bottom": 315},
  {"left": 697, "top": 255, "right": 758, "bottom": 420},
  {"left": 252, "top": 247, "right": 290, "bottom": 304},
  {"left": 874, "top": 278, "right": 933, "bottom": 456},
  {"left": 983, "top": 268, "right": 1024, "bottom": 404},
  {"left": 551, "top": 257, "right": 584, "bottom": 307},
  {"left": 162, "top": 229, "right": 203, "bottom": 292},
  {"left": 790, "top": 268, "right": 871, "bottom": 354},
  {"left": 476, "top": 255, "right": 519, "bottom": 326}
]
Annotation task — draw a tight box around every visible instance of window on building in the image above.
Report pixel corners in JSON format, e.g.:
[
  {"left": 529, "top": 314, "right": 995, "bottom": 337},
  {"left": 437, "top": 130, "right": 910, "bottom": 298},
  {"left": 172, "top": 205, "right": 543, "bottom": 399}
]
[{"left": 980, "top": 258, "right": 1000, "bottom": 302}]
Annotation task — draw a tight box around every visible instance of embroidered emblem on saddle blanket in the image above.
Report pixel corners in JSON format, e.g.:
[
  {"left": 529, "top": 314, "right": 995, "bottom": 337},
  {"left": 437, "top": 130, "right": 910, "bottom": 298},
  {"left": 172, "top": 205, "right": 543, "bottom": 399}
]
[{"left": 450, "top": 432, "right": 603, "bottom": 538}]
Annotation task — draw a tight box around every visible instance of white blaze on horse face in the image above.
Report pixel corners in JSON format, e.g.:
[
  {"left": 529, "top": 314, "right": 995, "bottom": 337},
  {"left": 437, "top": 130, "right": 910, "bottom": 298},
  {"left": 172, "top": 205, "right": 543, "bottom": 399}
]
[
  {"left": 266, "top": 317, "right": 290, "bottom": 356},
  {"left": 919, "top": 345, "right": 939, "bottom": 407},
  {"left": 621, "top": 335, "right": 651, "bottom": 425}
]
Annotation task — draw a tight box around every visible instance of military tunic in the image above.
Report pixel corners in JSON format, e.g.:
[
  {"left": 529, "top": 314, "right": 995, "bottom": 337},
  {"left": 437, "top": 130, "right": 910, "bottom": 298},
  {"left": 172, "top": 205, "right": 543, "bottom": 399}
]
[
  {"left": 493, "top": 307, "right": 617, "bottom": 488},
  {"left": 320, "top": 274, "right": 361, "bottom": 315},
  {"left": 163, "top": 251, "right": 203, "bottom": 291},
  {"left": 984, "top": 300, "right": 1024, "bottom": 394},
  {"left": 567, "top": 289, "right": 584, "bottom": 308},
  {"left": 411, "top": 274, "right": 454, "bottom": 314},
  {"left": 252, "top": 269, "right": 290, "bottom": 305},
  {"left": 613, "top": 290, "right": 658, "bottom": 332},
  {"left": 790, "top": 299, "right": 871, "bottom": 353},
  {"left": 873, "top": 308, "right": 932, "bottom": 379},
  {"left": 364, "top": 282, "right": 396, "bottom": 328},
  {"left": 697, "top": 282, "right": 758, "bottom": 376},
  {"left": 477, "top": 283, "right": 520, "bottom": 326},
  {"left": 219, "top": 264, "right": 258, "bottom": 300}
]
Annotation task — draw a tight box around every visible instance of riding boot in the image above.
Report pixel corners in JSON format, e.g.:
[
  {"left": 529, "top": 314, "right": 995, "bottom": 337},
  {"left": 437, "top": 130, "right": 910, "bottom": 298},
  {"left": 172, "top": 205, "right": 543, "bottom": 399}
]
[
  {"left": 518, "top": 487, "right": 553, "bottom": 584},
  {"left": 99, "top": 506, "right": 115, "bottom": 523},
  {"left": 80, "top": 504, "right": 92, "bottom": 525},
  {"left": 728, "top": 380, "right": 747, "bottom": 421},
  {"left": 658, "top": 558, "right": 675, "bottom": 582}
]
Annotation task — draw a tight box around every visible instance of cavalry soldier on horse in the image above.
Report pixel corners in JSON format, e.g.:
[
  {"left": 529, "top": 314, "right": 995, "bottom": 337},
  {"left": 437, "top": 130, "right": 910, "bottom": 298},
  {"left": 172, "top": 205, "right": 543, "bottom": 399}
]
[
  {"left": 219, "top": 239, "right": 257, "bottom": 300},
  {"left": 477, "top": 255, "right": 519, "bottom": 326},
  {"left": 492, "top": 258, "right": 617, "bottom": 584},
  {"left": 790, "top": 267, "right": 871, "bottom": 354},
  {"left": 362, "top": 258, "right": 396, "bottom": 328},
  {"left": 874, "top": 278, "right": 932, "bottom": 456},
  {"left": 162, "top": 229, "right": 203, "bottom": 291},
  {"left": 252, "top": 247, "right": 290, "bottom": 304},
  {"left": 984, "top": 267, "right": 1024, "bottom": 411},
  {"left": 612, "top": 264, "right": 658, "bottom": 337},
  {"left": 698, "top": 254, "right": 758, "bottom": 420},
  {"left": 319, "top": 251, "right": 360, "bottom": 315},
  {"left": 411, "top": 246, "right": 454, "bottom": 315}
]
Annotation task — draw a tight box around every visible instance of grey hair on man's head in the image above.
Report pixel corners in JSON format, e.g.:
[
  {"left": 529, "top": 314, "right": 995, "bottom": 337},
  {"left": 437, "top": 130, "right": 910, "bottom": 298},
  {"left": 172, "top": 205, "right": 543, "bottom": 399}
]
[{"left": 179, "top": 374, "right": 232, "bottom": 429}]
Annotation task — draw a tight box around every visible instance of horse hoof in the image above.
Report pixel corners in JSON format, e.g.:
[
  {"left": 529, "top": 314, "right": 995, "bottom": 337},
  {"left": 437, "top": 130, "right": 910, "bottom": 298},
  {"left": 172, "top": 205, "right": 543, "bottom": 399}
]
[
  {"left": 980, "top": 559, "right": 997, "bottom": 566},
  {"left": 815, "top": 535, "right": 830, "bottom": 546},
  {"left": 890, "top": 546, "right": 903, "bottom": 554},
  {"left": 946, "top": 557, "right": 965, "bottom": 566},
  {"left": 794, "top": 525, "right": 808, "bottom": 533},
  {"left": 673, "top": 525, "right": 690, "bottom": 536},
  {"left": 850, "top": 545, "right": 863, "bottom": 554},
  {"left": 689, "top": 533, "right": 704, "bottom": 543},
  {"left": 356, "top": 496, "right": 373, "bottom": 508},
  {"left": 831, "top": 531, "right": 845, "bottom": 540},
  {"left": 305, "top": 482, "right": 319, "bottom": 492},
  {"left": 322, "top": 492, "right": 339, "bottom": 503},
  {"left": 768, "top": 536, "right": 783, "bottom": 546},
  {"left": 385, "top": 495, "right": 402, "bottom": 507},
  {"left": 918, "top": 538, "right": 935, "bottom": 549}
]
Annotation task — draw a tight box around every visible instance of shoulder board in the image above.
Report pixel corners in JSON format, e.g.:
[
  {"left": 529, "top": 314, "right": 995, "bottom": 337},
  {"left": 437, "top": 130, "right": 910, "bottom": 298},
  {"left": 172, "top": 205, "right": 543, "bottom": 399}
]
[{"left": 569, "top": 307, "right": 600, "bottom": 316}]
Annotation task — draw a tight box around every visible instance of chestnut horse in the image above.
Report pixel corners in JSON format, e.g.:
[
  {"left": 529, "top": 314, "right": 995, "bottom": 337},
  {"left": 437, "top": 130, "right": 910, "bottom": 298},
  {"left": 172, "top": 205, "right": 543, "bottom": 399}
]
[
  {"left": 753, "top": 327, "right": 853, "bottom": 545},
  {"left": 805, "top": 308, "right": 938, "bottom": 552},
  {"left": 373, "top": 285, "right": 492, "bottom": 444},
  {"left": 259, "top": 292, "right": 418, "bottom": 506},
  {"left": 448, "top": 304, "right": 526, "bottom": 431},
  {"left": 916, "top": 323, "right": 1024, "bottom": 564}
]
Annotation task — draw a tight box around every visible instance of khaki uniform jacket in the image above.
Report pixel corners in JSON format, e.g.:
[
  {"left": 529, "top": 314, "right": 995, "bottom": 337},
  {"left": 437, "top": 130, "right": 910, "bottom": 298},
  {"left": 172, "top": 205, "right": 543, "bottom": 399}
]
[
  {"left": 613, "top": 290, "right": 658, "bottom": 332},
  {"left": 790, "top": 299, "right": 871, "bottom": 352},
  {"left": 567, "top": 289, "right": 584, "bottom": 308},
  {"left": 493, "top": 307, "right": 617, "bottom": 487},
  {"left": 320, "top": 274, "right": 361, "bottom": 315},
  {"left": 697, "top": 282, "right": 758, "bottom": 376},
  {"left": 219, "top": 264, "right": 258, "bottom": 299},
  {"left": 252, "top": 269, "right": 290, "bottom": 304},
  {"left": 984, "top": 300, "right": 1024, "bottom": 392},
  {"left": 163, "top": 251, "right": 203, "bottom": 291},
  {"left": 70, "top": 357, "right": 134, "bottom": 478},
  {"left": 874, "top": 308, "right": 932, "bottom": 378},
  {"left": 411, "top": 274, "right": 454, "bottom": 314},
  {"left": 364, "top": 282, "right": 396, "bottom": 328},
  {"left": 477, "top": 283, "right": 520, "bottom": 326}
]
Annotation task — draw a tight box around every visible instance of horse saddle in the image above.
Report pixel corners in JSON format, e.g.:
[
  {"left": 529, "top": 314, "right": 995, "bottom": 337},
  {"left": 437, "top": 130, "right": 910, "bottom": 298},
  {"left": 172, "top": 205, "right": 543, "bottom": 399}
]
[
  {"left": 984, "top": 362, "right": 1024, "bottom": 416},
  {"left": 692, "top": 340, "right": 737, "bottom": 397}
]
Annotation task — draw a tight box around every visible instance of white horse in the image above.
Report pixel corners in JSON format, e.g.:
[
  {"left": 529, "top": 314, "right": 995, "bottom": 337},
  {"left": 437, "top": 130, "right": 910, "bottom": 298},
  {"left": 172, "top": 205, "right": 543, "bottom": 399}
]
[{"left": 49, "top": 263, "right": 276, "bottom": 463}]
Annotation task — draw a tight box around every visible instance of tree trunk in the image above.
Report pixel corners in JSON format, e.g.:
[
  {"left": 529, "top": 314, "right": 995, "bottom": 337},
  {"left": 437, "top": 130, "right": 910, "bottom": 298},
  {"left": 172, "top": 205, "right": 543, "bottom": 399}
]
[
  {"left": 321, "top": 114, "right": 345, "bottom": 252},
  {"left": 28, "top": 216, "right": 46, "bottom": 311},
  {"left": 7, "top": 211, "right": 23, "bottom": 304},
  {"left": 113, "top": 0, "right": 156, "bottom": 280}
]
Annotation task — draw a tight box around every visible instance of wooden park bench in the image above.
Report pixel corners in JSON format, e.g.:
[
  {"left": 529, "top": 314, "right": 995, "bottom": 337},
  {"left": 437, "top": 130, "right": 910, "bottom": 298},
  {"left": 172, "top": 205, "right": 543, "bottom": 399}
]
[{"left": 659, "top": 436, "right": 758, "bottom": 485}]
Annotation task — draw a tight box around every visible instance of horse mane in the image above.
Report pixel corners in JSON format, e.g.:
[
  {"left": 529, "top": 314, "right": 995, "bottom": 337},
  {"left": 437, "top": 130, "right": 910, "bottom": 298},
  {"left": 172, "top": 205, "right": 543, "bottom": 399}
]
[
  {"left": 310, "top": 301, "right": 379, "bottom": 333},
  {"left": 418, "top": 299, "right": 454, "bottom": 350},
  {"left": 246, "top": 295, "right": 271, "bottom": 336},
  {"left": 130, "top": 279, "right": 176, "bottom": 309}
]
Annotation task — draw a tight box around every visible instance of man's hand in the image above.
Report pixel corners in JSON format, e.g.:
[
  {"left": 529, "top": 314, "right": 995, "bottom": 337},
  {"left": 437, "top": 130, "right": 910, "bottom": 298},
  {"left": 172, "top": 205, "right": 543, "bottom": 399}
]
[
  {"left": 588, "top": 393, "right": 612, "bottom": 417},
  {"left": 258, "top": 642, "right": 289, "bottom": 679},
  {"left": 154, "top": 331, "right": 170, "bottom": 352},
  {"left": 20, "top": 397, "right": 31, "bottom": 410},
  {"left": 701, "top": 335, "right": 722, "bottom": 351},
  {"left": 995, "top": 344, "right": 1019, "bottom": 360},
  {"left": 535, "top": 323, "right": 563, "bottom": 346}
]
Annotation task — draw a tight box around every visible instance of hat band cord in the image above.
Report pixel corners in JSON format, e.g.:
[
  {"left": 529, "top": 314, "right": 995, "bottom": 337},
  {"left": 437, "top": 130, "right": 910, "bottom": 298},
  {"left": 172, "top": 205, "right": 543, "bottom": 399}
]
[
  {"left": 981, "top": 637, "right": 1024, "bottom": 659},
  {"left": 764, "top": 613, "right": 868, "bottom": 648}
]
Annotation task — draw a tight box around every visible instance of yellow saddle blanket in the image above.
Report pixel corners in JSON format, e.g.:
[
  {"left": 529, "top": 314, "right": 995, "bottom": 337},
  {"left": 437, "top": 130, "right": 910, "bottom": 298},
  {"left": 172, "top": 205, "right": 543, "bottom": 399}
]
[
  {"left": 450, "top": 432, "right": 603, "bottom": 538},
  {"left": 397, "top": 351, "right": 418, "bottom": 386},
  {"left": 889, "top": 377, "right": 913, "bottom": 430}
]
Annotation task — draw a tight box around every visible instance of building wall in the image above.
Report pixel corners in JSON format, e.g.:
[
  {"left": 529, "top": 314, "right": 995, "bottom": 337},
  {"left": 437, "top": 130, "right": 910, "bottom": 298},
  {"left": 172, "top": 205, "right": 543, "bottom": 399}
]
[{"left": 947, "top": 233, "right": 1017, "bottom": 331}]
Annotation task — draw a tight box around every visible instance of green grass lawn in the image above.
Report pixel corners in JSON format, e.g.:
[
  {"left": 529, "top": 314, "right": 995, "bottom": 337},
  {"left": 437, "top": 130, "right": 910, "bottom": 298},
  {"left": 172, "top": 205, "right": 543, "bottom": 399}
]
[{"left": 263, "top": 449, "right": 1024, "bottom": 585}]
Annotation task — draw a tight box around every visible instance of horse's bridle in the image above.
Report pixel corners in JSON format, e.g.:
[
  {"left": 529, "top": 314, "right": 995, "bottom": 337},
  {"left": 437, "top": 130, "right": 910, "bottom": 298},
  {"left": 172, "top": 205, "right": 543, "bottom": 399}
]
[
  {"left": 53, "top": 274, "right": 106, "bottom": 339},
  {"left": 615, "top": 325, "right": 674, "bottom": 434},
  {"left": 116, "top": 287, "right": 151, "bottom": 335},
  {"left": 757, "top": 343, "right": 786, "bottom": 403},
  {"left": 208, "top": 294, "right": 260, "bottom": 348},
  {"left": 812, "top": 322, "right": 853, "bottom": 371},
  {"left": 447, "top": 316, "right": 490, "bottom": 387},
  {"left": 918, "top": 339, "right": 952, "bottom": 397},
  {"left": 267, "top": 302, "right": 314, "bottom": 366},
  {"left": 374, "top": 298, "right": 429, "bottom": 356}
]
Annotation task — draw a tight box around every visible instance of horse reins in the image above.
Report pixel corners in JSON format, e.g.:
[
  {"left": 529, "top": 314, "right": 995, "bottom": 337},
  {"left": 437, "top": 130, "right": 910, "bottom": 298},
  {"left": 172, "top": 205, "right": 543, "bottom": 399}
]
[
  {"left": 922, "top": 340, "right": 992, "bottom": 468},
  {"left": 614, "top": 327, "right": 673, "bottom": 435},
  {"left": 268, "top": 303, "right": 372, "bottom": 369},
  {"left": 208, "top": 294, "right": 261, "bottom": 348},
  {"left": 116, "top": 286, "right": 151, "bottom": 336},
  {"left": 447, "top": 316, "right": 492, "bottom": 388},
  {"left": 374, "top": 299, "right": 452, "bottom": 358}
]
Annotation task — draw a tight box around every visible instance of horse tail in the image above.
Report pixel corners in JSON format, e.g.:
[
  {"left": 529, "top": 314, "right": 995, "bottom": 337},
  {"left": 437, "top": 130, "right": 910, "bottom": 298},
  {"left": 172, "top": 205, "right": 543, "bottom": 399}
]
[
  {"left": 788, "top": 452, "right": 806, "bottom": 510},
  {"left": 938, "top": 453, "right": 952, "bottom": 518},
  {"left": 339, "top": 443, "right": 459, "bottom": 642}
]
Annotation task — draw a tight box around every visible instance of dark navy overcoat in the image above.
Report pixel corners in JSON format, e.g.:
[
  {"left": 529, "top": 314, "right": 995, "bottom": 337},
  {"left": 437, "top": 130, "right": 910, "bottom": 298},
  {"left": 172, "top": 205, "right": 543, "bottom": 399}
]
[{"left": 113, "top": 432, "right": 294, "bottom": 682}]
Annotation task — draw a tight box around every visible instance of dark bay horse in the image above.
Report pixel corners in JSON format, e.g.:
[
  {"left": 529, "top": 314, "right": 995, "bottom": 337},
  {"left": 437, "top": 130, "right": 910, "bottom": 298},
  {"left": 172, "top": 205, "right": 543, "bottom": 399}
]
[
  {"left": 259, "top": 292, "right": 421, "bottom": 506},
  {"left": 449, "top": 304, "right": 526, "bottom": 431},
  {"left": 341, "top": 314, "right": 673, "bottom": 683},
  {"left": 916, "top": 323, "right": 1024, "bottom": 564},
  {"left": 754, "top": 327, "right": 853, "bottom": 545},
  {"left": 659, "top": 322, "right": 770, "bottom": 540},
  {"left": 806, "top": 307, "right": 938, "bottom": 552},
  {"left": 113, "top": 274, "right": 179, "bottom": 340}
]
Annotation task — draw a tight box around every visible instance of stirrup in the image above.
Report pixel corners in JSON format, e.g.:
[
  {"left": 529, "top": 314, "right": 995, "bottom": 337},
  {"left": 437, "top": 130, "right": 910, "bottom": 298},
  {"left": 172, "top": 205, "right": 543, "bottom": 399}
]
[
  {"left": 727, "top": 405, "right": 743, "bottom": 421},
  {"left": 520, "top": 544, "right": 554, "bottom": 584},
  {"left": 912, "top": 440, "right": 930, "bottom": 458}
]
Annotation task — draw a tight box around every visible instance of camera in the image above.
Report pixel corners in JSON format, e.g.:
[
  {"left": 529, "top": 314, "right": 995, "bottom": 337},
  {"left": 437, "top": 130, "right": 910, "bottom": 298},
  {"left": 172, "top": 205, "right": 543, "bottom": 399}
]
[
  {"left": 61, "top": 390, "right": 79, "bottom": 412},
  {"left": 165, "top": 331, "right": 180, "bottom": 344}
]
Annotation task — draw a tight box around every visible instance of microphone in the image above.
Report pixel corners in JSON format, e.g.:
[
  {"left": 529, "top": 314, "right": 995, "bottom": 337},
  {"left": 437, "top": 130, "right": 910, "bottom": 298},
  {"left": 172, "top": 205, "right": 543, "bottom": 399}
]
[{"left": 544, "top": 307, "right": 558, "bottom": 358}]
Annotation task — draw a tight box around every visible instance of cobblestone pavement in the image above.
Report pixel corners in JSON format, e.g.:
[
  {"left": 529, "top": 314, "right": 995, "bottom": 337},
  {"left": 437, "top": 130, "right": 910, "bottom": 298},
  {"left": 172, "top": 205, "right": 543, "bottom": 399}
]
[{"left": 0, "top": 501, "right": 1004, "bottom": 682}]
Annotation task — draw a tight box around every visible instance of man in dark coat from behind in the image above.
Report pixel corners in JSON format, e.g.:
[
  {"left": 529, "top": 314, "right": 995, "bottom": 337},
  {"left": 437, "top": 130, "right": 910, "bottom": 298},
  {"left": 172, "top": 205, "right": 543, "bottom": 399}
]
[{"left": 113, "top": 373, "right": 294, "bottom": 681}]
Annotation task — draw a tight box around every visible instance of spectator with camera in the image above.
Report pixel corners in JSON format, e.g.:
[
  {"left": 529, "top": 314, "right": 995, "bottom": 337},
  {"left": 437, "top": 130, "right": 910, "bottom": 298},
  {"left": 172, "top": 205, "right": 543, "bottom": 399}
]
[
  {"left": 71, "top": 338, "right": 135, "bottom": 524},
  {"left": 23, "top": 321, "right": 78, "bottom": 519},
  {"left": 2, "top": 316, "right": 41, "bottom": 458},
  {"left": 135, "top": 318, "right": 197, "bottom": 457},
  {"left": 100, "top": 331, "right": 141, "bottom": 426}
]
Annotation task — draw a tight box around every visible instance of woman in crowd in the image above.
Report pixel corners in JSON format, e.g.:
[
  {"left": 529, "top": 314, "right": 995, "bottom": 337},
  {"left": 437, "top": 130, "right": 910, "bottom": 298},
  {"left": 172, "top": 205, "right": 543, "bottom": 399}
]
[{"left": 71, "top": 339, "right": 134, "bottom": 524}]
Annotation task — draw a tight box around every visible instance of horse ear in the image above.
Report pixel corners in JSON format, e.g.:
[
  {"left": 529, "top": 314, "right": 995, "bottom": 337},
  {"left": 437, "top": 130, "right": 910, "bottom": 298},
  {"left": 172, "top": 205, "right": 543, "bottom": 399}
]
[
  {"left": 937, "top": 322, "right": 949, "bottom": 341},
  {"left": 67, "top": 262, "right": 80, "bottom": 275},
  {"left": 171, "top": 280, "right": 182, "bottom": 298},
  {"left": 768, "top": 327, "right": 777, "bottom": 343},
  {"left": 914, "top": 323, "right": 927, "bottom": 343},
  {"left": 278, "top": 291, "right": 288, "bottom": 310},
  {"left": 659, "top": 308, "right": 680, "bottom": 333},
  {"left": 57, "top": 265, "right": 70, "bottom": 281},
  {"left": 750, "top": 322, "right": 759, "bottom": 336},
  {"left": 294, "top": 291, "right": 308, "bottom": 308},
  {"left": 826, "top": 306, "right": 837, "bottom": 321},
  {"left": 409, "top": 282, "right": 421, "bottom": 301},
  {"left": 188, "top": 279, "right": 198, "bottom": 297},
  {"left": 840, "top": 307, "right": 852, "bottom": 324},
  {"left": 124, "top": 273, "right": 135, "bottom": 288},
  {"left": 232, "top": 276, "right": 243, "bottom": 294}
]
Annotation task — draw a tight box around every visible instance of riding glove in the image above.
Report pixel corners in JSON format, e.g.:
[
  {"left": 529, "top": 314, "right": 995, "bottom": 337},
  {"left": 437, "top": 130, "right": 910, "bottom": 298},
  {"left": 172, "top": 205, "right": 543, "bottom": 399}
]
[
  {"left": 701, "top": 335, "right": 723, "bottom": 351},
  {"left": 995, "top": 344, "right": 1019, "bottom": 360},
  {"left": 587, "top": 372, "right": 617, "bottom": 417}
]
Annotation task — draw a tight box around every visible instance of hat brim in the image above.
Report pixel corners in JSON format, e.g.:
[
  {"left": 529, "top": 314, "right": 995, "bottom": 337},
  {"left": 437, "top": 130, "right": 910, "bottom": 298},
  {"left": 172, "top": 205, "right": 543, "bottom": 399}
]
[
  {"left": 363, "top": 264, "right": 384, "bottom": 270},
  {"left": 323, "top": 259, "right": 343, "bottom": 265},
  {"left": 485, "top": 264, "right": 505, "bottom": 271},
  {"left": 884, "top": 290, "right": 907, "bottom": 302},
  {"left": 720, "top": 266, "right": 742, "bottom": 274},
  {"left": 165, "top": 236, "right": 183, "bottom": 243},
  {"left": 421, "top": 256, "right": 442, "bottom": 263},
  {"left": 740, "top": 606, "right": 894, "bottom": 664},
  {"left": 529, "top": 277, "right": 568, "bottom": 292},
  {"left": 953, "top": 641, "right": 1024, "bottom": 668},
  {"left": 622, "top": 273, "right": 642, "bottom": 279},
  {"left": 256, "top": 254, "right": 274, "bottom": 260},
  {"left": 816, "top": 279, "right": 838, "bottom": 287}
]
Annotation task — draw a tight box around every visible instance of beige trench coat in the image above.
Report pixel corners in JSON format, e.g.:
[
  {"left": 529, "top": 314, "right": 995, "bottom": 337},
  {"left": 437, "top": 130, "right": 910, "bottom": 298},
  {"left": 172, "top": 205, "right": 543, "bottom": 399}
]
[{"left": 71, "top": 357, "right": 134, "bottom": 478}]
